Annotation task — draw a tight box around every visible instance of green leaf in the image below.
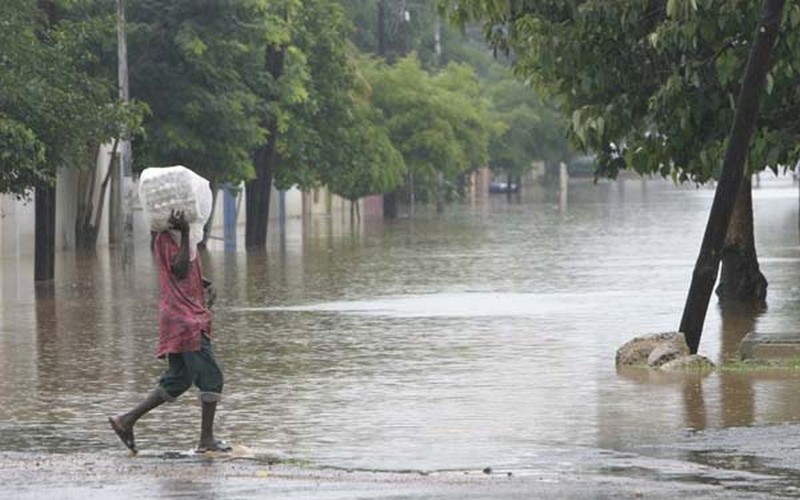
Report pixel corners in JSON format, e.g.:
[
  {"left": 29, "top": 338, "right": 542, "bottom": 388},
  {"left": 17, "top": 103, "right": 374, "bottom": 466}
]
[{"left": 667, "top": 0, "right": 679, "bottom": 19}]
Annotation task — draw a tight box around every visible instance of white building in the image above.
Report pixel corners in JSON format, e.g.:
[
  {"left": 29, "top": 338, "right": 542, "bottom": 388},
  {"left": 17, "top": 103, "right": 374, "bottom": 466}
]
[{"left": 0, "top": 145, "right": 380, "bottom": 261}]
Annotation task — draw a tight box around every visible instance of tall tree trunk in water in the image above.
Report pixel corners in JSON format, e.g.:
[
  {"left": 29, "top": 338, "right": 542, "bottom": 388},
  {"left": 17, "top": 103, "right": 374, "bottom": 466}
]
[
  {"left": 715, "top": 176, "right": 768, "bottom": 305},
  {"left": 679, "top": 0, "right": 784, "bottom": 354},
  {"left": 383, "top": 191, "right": 398, "bottom": 219},
  {"left": 246, "top": 126, "right": 277, "bottom": 247},
  {"left": 76, "top": 140, "right": 119, "bottom": 250},
  {"left": 34, "top": 0, "right": 58, "bottom": 281},
  {"left": 350, "top": 200, "right": 361, "bottom": 224},
  {"left": 245, "top": 45, "right": 284, "bottom": 248},
  {"left": 35, "top": 186, "right": 56, "bottom": 281},
  {"left": 435, "top": 172, "right": 445, "bottom": 214}
]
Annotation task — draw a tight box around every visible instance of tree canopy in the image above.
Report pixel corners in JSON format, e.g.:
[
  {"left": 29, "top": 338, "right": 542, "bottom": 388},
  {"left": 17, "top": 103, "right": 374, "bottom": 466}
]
[
  {"left": 0, "top": 0, "right": 141, "bottom": 197},
  {"left": 443, "top": 0, "right": 800, "bottom": 182},
  {"left": 127, "top": 0, "right": 266, "bottom": 186},
  {"left": 1, "top": 0, "right": 571, "bottom": 211},
  {"left": 484, "top": 65, "right": 569, "bottom": 179},
  {"left": 362, "top": 55, "right": 499, "bottom": 201}
]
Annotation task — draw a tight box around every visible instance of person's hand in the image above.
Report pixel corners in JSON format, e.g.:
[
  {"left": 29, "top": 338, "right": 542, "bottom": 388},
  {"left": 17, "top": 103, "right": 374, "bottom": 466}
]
[
  {"left": 202, "top": 278, "right": 216, "bottom": 308},
  {"left": 168, "top": 209, "right": 190, "bottom": 233}
]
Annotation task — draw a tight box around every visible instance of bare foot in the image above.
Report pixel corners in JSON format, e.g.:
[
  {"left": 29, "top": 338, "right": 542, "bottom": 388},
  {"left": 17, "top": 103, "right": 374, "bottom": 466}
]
[{"left": 108, "top": 416, "right": 137, "bottom": 454}]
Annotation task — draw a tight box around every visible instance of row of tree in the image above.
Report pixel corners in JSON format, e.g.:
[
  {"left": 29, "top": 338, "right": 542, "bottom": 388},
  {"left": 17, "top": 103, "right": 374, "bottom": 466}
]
[{"left": 0, "top": 0, "right": 570, "bottom": 280}]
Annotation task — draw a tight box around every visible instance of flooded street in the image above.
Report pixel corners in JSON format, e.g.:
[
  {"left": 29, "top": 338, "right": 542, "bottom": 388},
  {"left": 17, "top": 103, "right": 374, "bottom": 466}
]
[{"left": 2, "top": 177, "right": 800, "bottom": 497}]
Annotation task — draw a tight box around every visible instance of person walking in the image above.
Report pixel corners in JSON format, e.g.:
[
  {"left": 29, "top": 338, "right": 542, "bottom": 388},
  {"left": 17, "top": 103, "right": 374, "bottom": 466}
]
[{"left": 109, "top": 210, "right": 230, "bottom": 454}]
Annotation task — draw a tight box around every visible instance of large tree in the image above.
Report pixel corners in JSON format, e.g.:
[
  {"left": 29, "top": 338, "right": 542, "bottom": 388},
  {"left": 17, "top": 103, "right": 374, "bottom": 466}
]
[
  {"left": 127, "top": 0, "right": 266, "bottom": 187},
  {"left": 0, "top": 0, "right": 140, "bottom": 279},
  {"left": 244, "top": 0, "right": 410, "bottom": 246},
  {"left": 444, "top": 0, "right": 794, "bottom": 350},
  {"left": 323, "top": 103, "right": 405, "bottom": 220},
  {"left": 444, "top": 1, "right": 800, "bottom": 306},
  {"left": 51, "top": 0, "right": 146, "bottom": 250},
  {"left": 362, "top": 55, "right": 498, "bottom": 206},
  {"left": 0, "top": 0, "right": 48, "bottom": 197},
  {"left": 242, "top": 0, "right": 370, "bottom": 246},
  {"left": 484, "top": 65, "right": 570, "bottom": 192}
]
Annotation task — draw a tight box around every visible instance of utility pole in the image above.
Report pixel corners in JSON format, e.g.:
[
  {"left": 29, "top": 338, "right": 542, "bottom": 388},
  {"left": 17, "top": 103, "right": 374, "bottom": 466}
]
[
  {"left": 400, "top": 3, "right": 414, "bottom": 216},
  {"left": 378, "top": 0, "right": 398, "bottom": 219},
  {"left": 114, "top": 0, "right": 134, "bottom": 263},
  {"left": 434, "top": 14, "right": 444, "bottom": 214}
]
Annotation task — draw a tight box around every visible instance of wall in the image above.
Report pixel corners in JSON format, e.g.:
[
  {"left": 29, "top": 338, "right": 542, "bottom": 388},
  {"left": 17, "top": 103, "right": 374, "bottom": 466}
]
[
  {"left": 1, "top": 156, "right": 383, "bottom": 259},
  {"left": 0, "top": 194, "right": 35, "bottom": 259}
]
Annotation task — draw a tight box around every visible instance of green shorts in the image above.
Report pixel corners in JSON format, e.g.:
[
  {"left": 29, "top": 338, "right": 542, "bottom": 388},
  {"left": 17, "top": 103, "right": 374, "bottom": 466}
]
[{"left": 157, "top": 335, "right": 223, "bottom": 403}]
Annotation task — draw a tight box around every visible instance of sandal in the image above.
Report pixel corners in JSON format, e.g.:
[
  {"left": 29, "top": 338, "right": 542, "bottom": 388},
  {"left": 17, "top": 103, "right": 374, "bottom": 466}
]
[
  {"left": 194, "top": 441, "right": 232, "bottom": 454},
  {"left": 108, "top": 416, "right": 138, "bottom": 454}
]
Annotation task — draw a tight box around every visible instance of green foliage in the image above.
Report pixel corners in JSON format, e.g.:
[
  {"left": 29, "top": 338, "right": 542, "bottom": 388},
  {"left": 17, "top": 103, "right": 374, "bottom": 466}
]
[
  {"left": 484, "top": 65, "right": 569, "bottom": 177},
  {"left": 0, "top": 117, "right": 47, "bottom": 197},
  {"left": 338, "top": 0, "right": 441, "bottom": 63},
  {"left": 324, "top": 104, "right": 406, "bottom": 202},
  {"left": 242, "top": 0, "right": 406, "bottom": 201},
  {"left": 128, "top": 0, "right": 267, "bottom": 185},
  {"left": 335, "top": 0, "right": 379, "bottom": 53},
  {"left": 0, "top": 0, "right": 143, "bottom": 197},
  {"left": 0, "top": 0, "right": 575, "bottom": 209},
  {"left": 281, "top": 0, "right": 407, "bottom": 201},
  {"left": 363, "top": 55, "right": 496, "bottom": 199},
  {"left": 0, "top": 0, "right": 47, "bottom": 196},
  {"left": 444, "top": 0, "right": 800, "bottom": 183},
  {"left": 273, "top": 0, "right": 356, "bottom": 190}
]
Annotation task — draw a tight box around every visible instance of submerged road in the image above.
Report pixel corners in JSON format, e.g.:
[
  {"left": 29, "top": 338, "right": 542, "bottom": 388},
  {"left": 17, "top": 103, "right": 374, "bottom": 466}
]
[
  {"left": 5, "top": 422, "right": 800, "bottom": 499},
  {"left": 0, "top": 451, "right": 775, "bottom": 499},
  {"left": 3, "top": 178, "right": 800, "bottom": 498}
]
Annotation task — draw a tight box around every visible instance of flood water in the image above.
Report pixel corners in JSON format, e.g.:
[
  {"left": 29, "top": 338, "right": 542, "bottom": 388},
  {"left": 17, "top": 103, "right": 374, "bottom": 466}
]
[{"left": 1, "top": 176, "right": 800, "bottom": 473}]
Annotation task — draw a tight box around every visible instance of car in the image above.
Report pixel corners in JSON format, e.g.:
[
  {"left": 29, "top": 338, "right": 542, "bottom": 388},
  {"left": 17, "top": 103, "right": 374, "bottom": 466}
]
[{"left": 489, "top": 180, "right": 519, "bottom": 194}]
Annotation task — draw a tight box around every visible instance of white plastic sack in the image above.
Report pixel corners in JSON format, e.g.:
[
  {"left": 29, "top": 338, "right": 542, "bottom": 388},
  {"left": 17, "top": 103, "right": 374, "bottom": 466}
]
[{"left": 138, "top": 166, "right": 212, "bottom": 258}]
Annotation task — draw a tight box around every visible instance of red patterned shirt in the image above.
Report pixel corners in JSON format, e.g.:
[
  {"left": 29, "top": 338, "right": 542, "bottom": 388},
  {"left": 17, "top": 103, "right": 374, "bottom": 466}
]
[{"left": 154, "top": 232, "right": 213, "bottom": 357}]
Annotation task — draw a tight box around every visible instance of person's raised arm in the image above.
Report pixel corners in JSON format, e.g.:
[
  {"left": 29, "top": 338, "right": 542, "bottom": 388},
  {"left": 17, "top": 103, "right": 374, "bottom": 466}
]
[{"left": 168, "top": 210, "right": 191, "bottom": 279}]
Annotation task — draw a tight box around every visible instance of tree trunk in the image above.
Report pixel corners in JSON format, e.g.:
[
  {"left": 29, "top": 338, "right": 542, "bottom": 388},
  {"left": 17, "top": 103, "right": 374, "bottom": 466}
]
[
  {"left": 435, "top": 172, "right": 444, "bottom": 214},
  {"left": 76, "top": 140, "right": 118, "bottom": 250},
  {"left": 377, "top": 0, "right": 386, "bottom": 56},
  {"left": 245, "top": 129, "right": 277, "bottom": 248},
  {"left": 35, "top": 185, "right": 56, "bottom": 281},
  {"left": 34, "top": 0, "right": 58, "bottom": 281},
  {"left": 506, "top": 172, "right": 512, "bottom": 200},
  {"left": 408, "top": 171, "right": 415, "bottom": 216},
  {"left": 456, "top": 172, "right": 466, "bottom": 199},
  {"left": 678, "top": 0, "right": 784, "bottom": 354},
  {"left": 383, "top": 191, "right": 398, "bottom": 219},
  {"left": 75, "top": 168, "right": 96, "bottom": 250},
  {"left": 715, "top": 176, "right": 768, "bottom": 305},
  {"left": 245, "top": 44, "right": 284, "bottom": 248}
]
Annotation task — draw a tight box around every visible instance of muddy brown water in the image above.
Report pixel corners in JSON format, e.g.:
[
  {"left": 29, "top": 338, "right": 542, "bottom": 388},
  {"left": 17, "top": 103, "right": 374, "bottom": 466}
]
[{"left": 1, "top": 177, "right": 799, "bottom": 476}]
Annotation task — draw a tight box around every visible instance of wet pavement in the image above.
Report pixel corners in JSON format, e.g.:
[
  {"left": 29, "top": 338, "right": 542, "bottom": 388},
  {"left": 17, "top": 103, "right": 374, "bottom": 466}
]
[
  {"left": 0, "top": 443, "right": 789, "bottom": 499},
  {"left": 2, "top": 176, "right": 800, "bottom": 497}
]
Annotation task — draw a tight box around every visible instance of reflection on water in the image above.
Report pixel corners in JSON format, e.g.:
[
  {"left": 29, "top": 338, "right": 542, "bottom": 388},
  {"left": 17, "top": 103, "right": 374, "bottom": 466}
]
[{"left": 1, "top": 177, "right": 800, "bottom": 471}]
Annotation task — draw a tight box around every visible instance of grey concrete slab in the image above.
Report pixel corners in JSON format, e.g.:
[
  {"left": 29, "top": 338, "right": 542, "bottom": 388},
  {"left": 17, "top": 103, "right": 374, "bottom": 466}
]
[{"left": 740, "top": 332, "right": 800, "bottom": 361}]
